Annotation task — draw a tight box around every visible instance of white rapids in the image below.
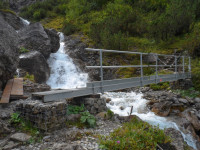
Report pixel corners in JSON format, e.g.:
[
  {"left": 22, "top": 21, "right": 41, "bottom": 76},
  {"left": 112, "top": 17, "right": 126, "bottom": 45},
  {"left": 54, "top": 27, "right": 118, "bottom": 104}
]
[
  {"left": 46, "top": 33, "right": 88, "bottom": 89},
  {"left": 102, "top": 92, "right": 197, "bottom": 150}
]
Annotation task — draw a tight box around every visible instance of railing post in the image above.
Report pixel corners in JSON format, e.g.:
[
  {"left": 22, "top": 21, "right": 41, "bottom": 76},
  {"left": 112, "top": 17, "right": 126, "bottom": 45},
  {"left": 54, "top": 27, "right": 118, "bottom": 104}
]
[
  {"left": 189, "top": 57, "right": 191, "bottom": 78},
  {"left": 182, "top": 56, "right": 185, "bottom": 74},
  {"left": 100, "top": 49, "right": 104, "bottom": 93},
  {"left": 175, "top": 55, "right": 177, "bottom": 79},
  {"left": 155, "top": 54, "right": 158, "bottom": 84},
  {"left": 140, "top": 53, "right": 143, "bottom": 86}
]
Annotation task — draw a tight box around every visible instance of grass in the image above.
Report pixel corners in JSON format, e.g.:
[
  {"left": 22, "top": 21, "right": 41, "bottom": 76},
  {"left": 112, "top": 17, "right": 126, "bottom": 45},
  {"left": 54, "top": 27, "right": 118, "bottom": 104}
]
[
  {"left": 10, "top": 113, "right": 43, "bottom": 143},
  {"left": 24, "top": 72, "right": 35, "bottom": 82},
  {"left": 42, "top": 16, "right": 64, "bottom": 31},
  {"left": 99, "top": 117, "right": 171, "bottom": 150}
]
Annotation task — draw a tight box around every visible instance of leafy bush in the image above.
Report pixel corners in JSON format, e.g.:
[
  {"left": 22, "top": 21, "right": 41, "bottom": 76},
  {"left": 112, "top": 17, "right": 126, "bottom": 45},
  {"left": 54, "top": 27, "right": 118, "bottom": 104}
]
[
  {"left": 10, "top": 113, "right": 41, "bottom": 140},
  {"left": 62, "top": 20, "right": 77, "bottom": 35},
  {"left": 67, "top": 104, "right": 85, "bottom": 115},
  {"left": 19, "top": 47, "right": 29, "bottom": 53},
  {"left": 10, "top": 112, "right": 21, "bottom": 124},
  {"left": 99, "top": 117, "right": 171, "bottom": 150},
  {"left": 150, "top": 82, "right": 170, "bottom": 91},
  {"left": 24, "top": 72, "right": 35, "bottom": 82},
  {"left": 80, "top": 111, "right": 96, "bottom": 128},
  {"left": 174, "top": 88, "right": 200, "bottom": 99}
]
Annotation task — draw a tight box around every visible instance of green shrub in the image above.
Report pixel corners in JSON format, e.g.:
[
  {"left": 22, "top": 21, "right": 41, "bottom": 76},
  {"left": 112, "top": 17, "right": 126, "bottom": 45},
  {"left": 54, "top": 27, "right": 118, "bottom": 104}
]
[
  {"left": 99, "top": 117, "right": 171, "bottom": 150},
  {"left": 10, "top": 113, "right": 41, "bottom": 141},
  {"left": 67, "top": 104, "right": 85, "bottom": 115},
  {"left": 174, "top": 88, "right": 200, "bottom": 99},
  {"left": 62, "top": 20, "right": 77, "bottom": 35},
  {"left": 24, "top": 72, "right": 35, "bottom": 82},
  {"left": 150, "top": 82, "right": 170, "bottom": 91},
  {"left": 80, "top": 111, "right": 96, "bottom": 128},
  {"left": 33, "top": 9, "right": 46, "bottom": 20},
  {"left": 19, "top": 47, "right": 29, "bottom": 53}
]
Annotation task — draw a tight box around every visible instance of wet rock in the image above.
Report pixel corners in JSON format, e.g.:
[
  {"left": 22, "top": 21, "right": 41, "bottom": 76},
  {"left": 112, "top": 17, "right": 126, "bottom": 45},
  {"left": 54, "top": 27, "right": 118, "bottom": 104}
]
[
  {"left": 2, "top": 141, "right": 19, "bottom": 150},
  {"left": 66, "top": 114, "right": 81, "bottom": 122},
  {"left": 106, "top": 98, "right": 111, "bottom": 103},
  {"left": 19, "top": 51, "right": 50, "bottom": 83},
  {"left": 23, "top": 79, "right": 51, "bottom": 93},
  {"left": 44, "top": 28, "right": 60, "bottom": 53},
  {"left": 10, "top": 133, "right": 31, "bottom": 142},
  {"left": 0, "top": 11, "right": 25, "bottom": 30},
  {"left": 151, "top": 101, "right": 173, "bottom": 117},
  {"left": 18, "top": 22, "right": 58, "bottom": 59},
  {"left": 0, "top": 139, "right": 8, "bottom": 147},
  {"left": 182, "top": 109, "right": 200, "bottom": 131},
  {"left": 0, "top": 12, "right": 19, "bottom": 90},
  {"left": 0, "top": 120, "right": 11, "bottom": 136},
  {"left": 164, "top": 128, "right": 185, "bottom": 150},
  {"left": 96, "top": 112, "right": 109, "bottom": 119},
  {"left": 178, "top": 98, "right": 189, "bottom": 104},
  {"left": 194, "top": 97, "right": 200, "bottom": 103}
]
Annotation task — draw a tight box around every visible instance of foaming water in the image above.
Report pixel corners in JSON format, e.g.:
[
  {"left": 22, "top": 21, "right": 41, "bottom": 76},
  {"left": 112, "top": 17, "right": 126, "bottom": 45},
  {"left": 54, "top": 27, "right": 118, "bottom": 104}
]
[
  {"left": 20, "top": 17, "right": 30, "bottom": 25},
  {"left": 102, "top": 92, "right": 197, "bottom": 149},
  {"left": 46, "top": 33, "right": 88, "bottom": 89}
]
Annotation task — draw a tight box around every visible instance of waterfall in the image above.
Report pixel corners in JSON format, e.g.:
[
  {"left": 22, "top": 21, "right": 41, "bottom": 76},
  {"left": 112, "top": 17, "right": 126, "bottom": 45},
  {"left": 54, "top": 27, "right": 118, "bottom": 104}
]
[
  {"left": 46, "top": 33, "right": 88, "bottom": 89},
  {"left": 102, "top": 92, "right": 197, "bottom": 150},
  {"left": 20, "top": 17, "right": 30, "bottom": 25}
]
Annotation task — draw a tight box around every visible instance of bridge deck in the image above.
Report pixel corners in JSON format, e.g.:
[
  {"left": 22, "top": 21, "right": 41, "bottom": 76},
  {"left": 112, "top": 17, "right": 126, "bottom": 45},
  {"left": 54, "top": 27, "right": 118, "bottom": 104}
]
[{"left": 32, "top": 73, "right": 190, "bottom": 102}]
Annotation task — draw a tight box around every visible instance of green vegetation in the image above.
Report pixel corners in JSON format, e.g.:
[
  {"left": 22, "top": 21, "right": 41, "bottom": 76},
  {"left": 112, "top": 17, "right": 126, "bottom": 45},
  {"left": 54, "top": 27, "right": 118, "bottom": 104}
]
[
  {"left": 150, "top": 82, "right": 170, "bottom": 91},
  {"left": 24, "top": 72, "right": 35, "bottom": 82},
  {"left": 67, "top": 104, "right": 96, "bottom": 128},
  {"left": 80, "top": 111, "right": 96, "bottom": 128},
  {"left": 67, "top": 104, "right": 85, "bottom": 115},
  {"left": 10, "top": 113, "right": 42, "bottom": 143},
  {"left": 99, "top": 117, "right": 171, "bottom": 150},
  {"left": 174, "top": 87, "right": 200, "bottom": 99},
  {"left": 19, "top": 47, "right": 29, "bottom": 53},
  {"left": 19, "top": 0, "right": 200, "bottom": 91}
]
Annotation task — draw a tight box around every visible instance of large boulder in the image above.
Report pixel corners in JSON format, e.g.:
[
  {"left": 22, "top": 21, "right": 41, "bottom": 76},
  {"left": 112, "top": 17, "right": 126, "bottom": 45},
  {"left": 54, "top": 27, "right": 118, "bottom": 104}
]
[
  {"left": 0, "top": 10, "right": 25, "bottom": 30},
  {"left": 18, "top": 22, "right": 59, "bottom": 59},
  {"left": 44, "top": 28, "right": 60, "bottom": 53},
  {"left": 151, "top": 101, "right": 173, "bottom": 117},
  {"left": 19, "top": 51, "right": 50, "bottom": 83},
  {"left": 0, "top": 13, "right": 19, "bottom": 90}
]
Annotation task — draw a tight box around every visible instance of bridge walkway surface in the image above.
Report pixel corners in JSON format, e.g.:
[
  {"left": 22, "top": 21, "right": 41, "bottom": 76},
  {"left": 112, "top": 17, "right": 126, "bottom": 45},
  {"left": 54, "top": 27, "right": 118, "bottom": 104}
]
[{"left": 32, "top": 48, "right": 191, "bottom": 102}]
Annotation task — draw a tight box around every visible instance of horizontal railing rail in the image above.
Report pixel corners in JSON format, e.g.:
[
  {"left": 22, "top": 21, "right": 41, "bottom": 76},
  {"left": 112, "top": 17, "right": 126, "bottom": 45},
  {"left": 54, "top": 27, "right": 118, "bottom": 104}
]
[{"left": 86, "top": 48, "right": 191, "bottom": 93}]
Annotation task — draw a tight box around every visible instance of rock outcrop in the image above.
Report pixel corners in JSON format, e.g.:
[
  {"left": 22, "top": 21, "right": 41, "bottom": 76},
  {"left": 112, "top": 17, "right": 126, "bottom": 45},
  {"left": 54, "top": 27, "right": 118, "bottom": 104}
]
[
  {"left": 19, "top": 51, "right": 50, "bottom": 83},
  {"left": 0, "top": 12, "right": 19, "bottom": 90},
  {"left": 18, "top": 23, "right": 59, "bottom": 59}
]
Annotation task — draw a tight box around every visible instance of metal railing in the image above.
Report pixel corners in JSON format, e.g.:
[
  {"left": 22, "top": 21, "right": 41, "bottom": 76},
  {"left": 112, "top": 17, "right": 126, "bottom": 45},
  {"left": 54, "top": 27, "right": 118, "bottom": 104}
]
[{"left": 86, "top": 48, "right": 191, "bottom": 93}]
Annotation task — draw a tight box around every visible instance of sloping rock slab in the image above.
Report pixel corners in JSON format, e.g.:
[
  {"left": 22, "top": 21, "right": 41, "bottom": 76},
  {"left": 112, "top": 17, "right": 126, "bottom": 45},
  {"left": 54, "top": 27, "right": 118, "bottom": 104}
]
[{"left": 10, "top": 133, "right": 31, "bottom": 142}]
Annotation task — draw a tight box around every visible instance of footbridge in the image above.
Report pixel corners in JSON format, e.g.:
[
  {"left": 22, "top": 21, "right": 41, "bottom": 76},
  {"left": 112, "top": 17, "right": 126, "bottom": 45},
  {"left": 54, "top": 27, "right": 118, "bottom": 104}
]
[{"left": 32, "top": 48, "right": 191, "bottom": 102}]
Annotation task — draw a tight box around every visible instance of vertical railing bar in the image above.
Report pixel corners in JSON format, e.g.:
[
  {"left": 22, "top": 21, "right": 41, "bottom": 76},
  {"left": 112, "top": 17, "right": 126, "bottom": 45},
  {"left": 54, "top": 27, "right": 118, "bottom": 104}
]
[
  {"left": 182, "top": 56, "right": 185, "bottom": 74},
  {"left": 189, "top": 57, "right": 191, "bottom": 78},
  {"left": 140, "top": 53, "right": 143, "bottom": 86},
  {"left": 175, "top": 55, "right": 177, "bottom": 79},
  {"left": 155, "top": 54, "right": 158, "bottom": 84},
  {"left": 100, "top": 49, "right": 104, "bottom": 93}
]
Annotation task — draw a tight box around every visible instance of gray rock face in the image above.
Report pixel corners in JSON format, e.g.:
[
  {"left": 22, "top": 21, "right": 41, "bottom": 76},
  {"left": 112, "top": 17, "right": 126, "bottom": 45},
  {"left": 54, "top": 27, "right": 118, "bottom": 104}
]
[
  {"left": 44, "top": 28, "right": 60, "bottom": 53},
  {"left": 19, "top": 51, "right": 50, "bottom": 83},
  {"left": 164, "top": 128, "right": 185, "bottom": 150},
  {"left": 0, "top": 13, "right": 19, "bottom": 90},
  {"left": 5, "top": 0, "right": 44, "bottom": 13},
  {"left": 0, "top": 11, "right": 25, "bottom": 30},
  {"left": 18, "top": 23, "right": 58, "bottom": 59},
  {"left": 10, "top": 133, "right": 31, "bottom": 142}
]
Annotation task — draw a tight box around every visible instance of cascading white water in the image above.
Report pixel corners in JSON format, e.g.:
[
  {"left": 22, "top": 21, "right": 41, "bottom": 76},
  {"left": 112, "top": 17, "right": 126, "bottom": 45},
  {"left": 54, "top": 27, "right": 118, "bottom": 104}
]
[
  {"left": 20, "top": 17, "right": 30, "bottom": 25},
  {"left": 46, "top": 33, "right": 88, "bottom": 89},
  {"left": 102, "top": 92, "right": 197, "bottom": 150}
]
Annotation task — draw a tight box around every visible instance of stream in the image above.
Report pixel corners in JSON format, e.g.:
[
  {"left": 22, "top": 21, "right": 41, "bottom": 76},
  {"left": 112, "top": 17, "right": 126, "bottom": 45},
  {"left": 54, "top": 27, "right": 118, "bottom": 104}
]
[{"left": 19, "top": 18, "right": 197, "bottom": 150}]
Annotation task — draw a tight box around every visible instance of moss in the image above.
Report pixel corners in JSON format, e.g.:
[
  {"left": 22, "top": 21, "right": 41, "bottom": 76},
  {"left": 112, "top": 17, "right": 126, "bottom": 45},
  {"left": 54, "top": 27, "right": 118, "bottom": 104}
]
[
  {"left": 0, "top": 9, "right": 16, "bottom": 15},
  {"left": 42, "top": 16, "right": 64, "bottom": 31}
]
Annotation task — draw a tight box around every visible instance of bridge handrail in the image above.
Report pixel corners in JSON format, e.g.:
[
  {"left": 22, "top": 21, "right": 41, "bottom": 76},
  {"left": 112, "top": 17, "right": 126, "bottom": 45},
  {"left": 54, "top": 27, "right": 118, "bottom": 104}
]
[{"left": 85, "top": 48, "right": 191, "bottom": 93}]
